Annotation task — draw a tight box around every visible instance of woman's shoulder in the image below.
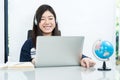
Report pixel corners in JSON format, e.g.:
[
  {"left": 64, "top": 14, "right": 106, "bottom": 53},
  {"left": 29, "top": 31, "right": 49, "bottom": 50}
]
[
  {"left": 22, "top": 38, "right": 34, "bottom": 48},
  {"left": 25, "top": 38, "right": 33, "bottom": 43}
]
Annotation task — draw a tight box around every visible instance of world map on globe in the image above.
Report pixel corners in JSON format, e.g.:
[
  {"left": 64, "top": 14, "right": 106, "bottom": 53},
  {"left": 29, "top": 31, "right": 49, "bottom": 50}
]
[{"left": 93, "top": 40, "right": 114, "bottom": 60}]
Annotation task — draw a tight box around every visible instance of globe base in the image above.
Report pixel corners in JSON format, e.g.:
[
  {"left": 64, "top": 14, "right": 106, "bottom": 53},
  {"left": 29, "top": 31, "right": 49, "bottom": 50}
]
[
  {"left": 98, "top": 61, "right": 111, "bottom": 71},
  {"left": 98, "top": 68, "right": 111, "bottom": 71}
]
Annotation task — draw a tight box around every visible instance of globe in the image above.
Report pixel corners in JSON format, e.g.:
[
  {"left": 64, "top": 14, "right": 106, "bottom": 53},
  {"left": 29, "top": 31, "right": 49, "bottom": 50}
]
[
  {"left": 93, "top": 40, "right": 114, "bottom": 60},
  {"left": 93, "top": 40, "right": 114, "bottom": 71}
]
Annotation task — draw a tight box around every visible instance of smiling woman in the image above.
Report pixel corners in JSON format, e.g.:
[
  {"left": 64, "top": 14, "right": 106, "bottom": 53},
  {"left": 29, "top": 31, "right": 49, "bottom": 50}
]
[
  {"left": 19, "top": 4, "right": 96, "bottom": 68},
  {"left": 20, "top": 4, "right": 63, "bottom": 62}
]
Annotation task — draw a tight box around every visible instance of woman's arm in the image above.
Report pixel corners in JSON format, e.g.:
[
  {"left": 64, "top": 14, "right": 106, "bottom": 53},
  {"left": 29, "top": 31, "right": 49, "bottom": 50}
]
[{"left": 20, "top": 39, "right": 33, "bottom": 62}]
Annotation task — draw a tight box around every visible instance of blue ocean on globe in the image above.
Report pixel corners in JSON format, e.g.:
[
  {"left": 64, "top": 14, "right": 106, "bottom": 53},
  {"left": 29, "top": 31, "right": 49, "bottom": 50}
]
[{"left": 94, "top": 40, "right": 114, "bottom": 59}]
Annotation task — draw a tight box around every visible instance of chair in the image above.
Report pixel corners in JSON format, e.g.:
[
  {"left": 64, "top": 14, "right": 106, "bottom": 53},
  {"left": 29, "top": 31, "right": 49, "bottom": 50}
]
[{"left": 27, "top": 30, "right": 33, "bottom": 39}]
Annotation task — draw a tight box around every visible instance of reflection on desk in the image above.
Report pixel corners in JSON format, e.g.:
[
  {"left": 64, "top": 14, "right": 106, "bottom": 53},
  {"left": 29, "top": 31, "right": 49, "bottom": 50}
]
[{"left": 0, "top": 66, "right": 117, "bottom": 80}]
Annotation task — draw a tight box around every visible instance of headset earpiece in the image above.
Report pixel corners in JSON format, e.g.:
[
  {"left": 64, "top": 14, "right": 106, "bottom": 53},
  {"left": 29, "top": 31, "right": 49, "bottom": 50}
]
[{"left": 34, "top": 16, "right": 37, "bottom": 26}]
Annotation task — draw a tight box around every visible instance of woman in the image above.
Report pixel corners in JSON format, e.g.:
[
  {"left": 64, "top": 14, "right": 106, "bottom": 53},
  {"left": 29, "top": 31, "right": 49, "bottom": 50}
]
[{"left": 20, "top": 4, "right": 95, "bottom": 68}]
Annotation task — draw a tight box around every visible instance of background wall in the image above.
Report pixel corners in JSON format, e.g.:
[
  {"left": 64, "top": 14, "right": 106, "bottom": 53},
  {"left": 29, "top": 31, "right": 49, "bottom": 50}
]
[
  {"left": 0, "top": 0, "right": 4, "bottom": 63},
  {"left": 8, "top": 0, "right": 115, "bottom": 66}
]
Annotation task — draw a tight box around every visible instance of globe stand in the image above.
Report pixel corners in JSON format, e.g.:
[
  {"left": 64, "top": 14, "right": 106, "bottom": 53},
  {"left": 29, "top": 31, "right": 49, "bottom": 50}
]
[{"left": 98, "top": 61, "right": 111, "bottom": 71}]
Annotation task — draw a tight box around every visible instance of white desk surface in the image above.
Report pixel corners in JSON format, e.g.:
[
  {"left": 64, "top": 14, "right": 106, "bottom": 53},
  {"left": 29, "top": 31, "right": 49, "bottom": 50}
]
[{"left": 0, "top": 64, "right": 119, "bottom": 80}]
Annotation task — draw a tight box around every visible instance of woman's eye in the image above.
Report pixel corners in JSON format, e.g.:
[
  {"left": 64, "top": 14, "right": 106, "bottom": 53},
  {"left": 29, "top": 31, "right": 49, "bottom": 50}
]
[
  {"left": 41, "top": 18, "right": 45, "bottom": 20},
  {"left": 49, "top": 17, "right": 53, "bottom": 20}
]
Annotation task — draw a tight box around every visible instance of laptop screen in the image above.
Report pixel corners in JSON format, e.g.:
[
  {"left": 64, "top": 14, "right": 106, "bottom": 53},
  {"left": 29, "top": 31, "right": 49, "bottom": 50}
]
[{"left": 35, "top": 36, "right": 84, "bottom": 67}]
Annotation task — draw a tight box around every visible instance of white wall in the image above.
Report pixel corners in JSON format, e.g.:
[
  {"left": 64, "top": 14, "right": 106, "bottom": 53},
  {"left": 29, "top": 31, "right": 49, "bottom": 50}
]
[
  {"left": 0, "top": 0, "right": 4, "bottom": 63},
  {"left": 8, "top": 0, "right": 115, "bottom": 63}
]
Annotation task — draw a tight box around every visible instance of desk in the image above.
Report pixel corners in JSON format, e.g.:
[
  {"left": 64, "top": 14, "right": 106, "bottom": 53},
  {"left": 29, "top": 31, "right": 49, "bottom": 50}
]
[{"left": 0, "top": 65, "right": 118, "bottom": 80}]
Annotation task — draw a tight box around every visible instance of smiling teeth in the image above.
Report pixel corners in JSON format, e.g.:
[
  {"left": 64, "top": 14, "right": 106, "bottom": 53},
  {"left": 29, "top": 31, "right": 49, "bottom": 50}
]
[{"left": 45, "top": 26, "right": 51, "bottom": 30}]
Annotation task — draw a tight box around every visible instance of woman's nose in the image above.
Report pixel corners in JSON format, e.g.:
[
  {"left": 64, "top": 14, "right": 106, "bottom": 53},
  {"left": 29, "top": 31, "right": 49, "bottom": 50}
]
[{"left": 45, "top": 19, "right": 50, "bottom": 24}]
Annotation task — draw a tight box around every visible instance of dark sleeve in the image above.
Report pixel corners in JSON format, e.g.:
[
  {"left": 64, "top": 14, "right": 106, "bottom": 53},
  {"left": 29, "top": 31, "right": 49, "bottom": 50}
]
[
  {"left": 82, "top": 54, "right": 87, "bottom": 59},
  {"left": 20, "top": 39, "right": 34, "bottom": 62}
]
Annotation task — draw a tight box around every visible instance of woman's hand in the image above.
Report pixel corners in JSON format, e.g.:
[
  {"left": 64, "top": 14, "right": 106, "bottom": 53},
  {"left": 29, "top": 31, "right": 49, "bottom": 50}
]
[{"left": 80, "top": 58, "right": 96, "bottom": 68}]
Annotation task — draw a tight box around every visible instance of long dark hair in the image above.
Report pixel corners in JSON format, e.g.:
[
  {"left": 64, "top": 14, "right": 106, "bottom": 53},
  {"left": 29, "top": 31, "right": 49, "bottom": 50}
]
[{"left": 32, "top": 4, "right": 61, "bottom": 48}]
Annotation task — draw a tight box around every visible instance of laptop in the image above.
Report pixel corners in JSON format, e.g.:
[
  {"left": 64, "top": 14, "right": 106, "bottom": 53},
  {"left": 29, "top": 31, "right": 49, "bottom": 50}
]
[{"left": 35, "top": 36, "right": 84, "bottom": 68}]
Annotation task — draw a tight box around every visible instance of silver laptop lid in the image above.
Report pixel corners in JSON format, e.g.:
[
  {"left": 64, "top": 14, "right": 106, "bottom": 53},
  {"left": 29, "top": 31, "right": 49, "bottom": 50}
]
[{"left": 35, "top": 36, "right": 84, "bottom": 67}]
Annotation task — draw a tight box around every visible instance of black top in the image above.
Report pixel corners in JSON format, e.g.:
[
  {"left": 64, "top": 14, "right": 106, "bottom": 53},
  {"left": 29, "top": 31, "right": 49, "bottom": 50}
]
[{"left": 20, "top": 38, "right": 87, "bottom": 62}]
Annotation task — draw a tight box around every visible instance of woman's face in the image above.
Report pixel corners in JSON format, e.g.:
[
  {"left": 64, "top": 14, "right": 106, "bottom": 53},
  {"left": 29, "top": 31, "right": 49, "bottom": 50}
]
[{"left": 39, "top": 10, "right": 56, "bottom": 36}]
